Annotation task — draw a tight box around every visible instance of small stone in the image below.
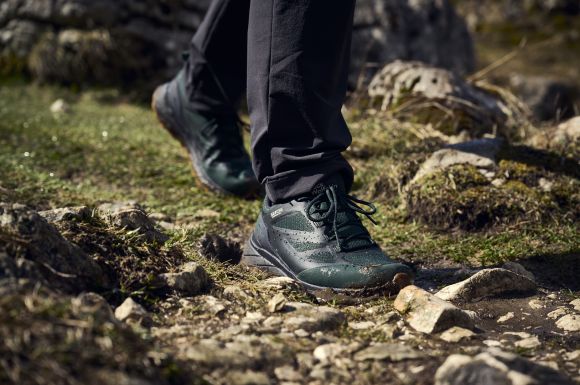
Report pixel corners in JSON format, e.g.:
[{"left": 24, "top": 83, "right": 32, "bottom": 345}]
[
  {"left": 223, "top": 285, "right": 251, "bottom": 300},
  {"left": 555, "top": 314, "right": 580, "bottom": 332},
  {"left": 283, "top": 304, "right": 346, "bottom": 333},
  {"left": 514, "top": 336, "right": 541, "bottom": 350},
  {"left": 497, "top": 312, "right": 515, "bottom": 323},
  {"left": 434, "top": 349, "right": 573, "bottom": 385},
  {"left": 114, "top": 297, "right": 152, "bottom": 327},
  {"left": 394, "top": 285, "right": 475, "bottom": 334},
  {"left": 260, "top": 277, "right": 300, "bottom": 290},
  {"left": 547, "top": 293, "right": 558, "bottom": 300},
  {"left": 348, "top": 321, "right": 375, "bottom": 330},
  {"left": 39, "top": 206, "right": 91, "bottom": 222},
  {"left": 98, "top": 202, "right": 168, "bottom": 243},
  {"left": 538, "top": 178, "right": 554, "bottom": 192},
  {"left": 50, "top": 99, "right": 70, "bottom": 114},
  {"left": 313, "top": 343, "right": 346, "bottom": 365},
  {"left": 569, "top": 298, "right": 580, "bottom": 312},
  {"left": 201, "top": 295, "right": 227, "bottom": 315},
  {"left": 263, "top": 316, "right": 283, "bottom": 328},
  {"left": 503, "top": 332, "right": 532, "bottom": 340},
  {"left": 483, "top": 340, "right": 502, "bottom": 348},
  {"left": 528, "top": 299, "right": 544, "bottom": 310},
  {"left": 294, "top": 329, "right": 310, "bottom": 338},
  {"left": 564, "top": 350, "right": 580, "bottom": 362},
  {"left": 275, "top": 366, "right": 302, "bottom": 382},
  {"left": 436, "top": 268, "right": 536, "bottom": 303},
  {"left": 353, "top": 343, "right": 423, "bottom": 362},
  {"left": 156, "top": 262, "right": 210, "bottom": 295},
  {"left": 547, "top": 307, "right": 568, "bottom": 319},
  {"left": 268, "top": 292, "right": 287, "bottom": 313},
  {"left": 439, "top": 327, "right": 475, "bottom": 343}
]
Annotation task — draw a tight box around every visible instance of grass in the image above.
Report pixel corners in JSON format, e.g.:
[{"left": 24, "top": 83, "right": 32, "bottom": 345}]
[{"left": 0, "top": 80, "right": 578, "bottom": 272}]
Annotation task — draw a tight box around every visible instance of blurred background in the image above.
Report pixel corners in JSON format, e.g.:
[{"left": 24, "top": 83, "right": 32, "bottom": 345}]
[{"left": 1, "top": 0, "right": 578, "bottom": 122}]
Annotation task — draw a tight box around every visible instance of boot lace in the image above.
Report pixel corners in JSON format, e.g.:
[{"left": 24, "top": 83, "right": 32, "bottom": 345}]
[{"left": 305, "top": 185, "right": 378, "bottom": 252}]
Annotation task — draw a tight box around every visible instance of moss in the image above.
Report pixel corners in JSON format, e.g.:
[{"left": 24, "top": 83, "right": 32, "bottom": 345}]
[{"left": 405, "top": 163, "right": 575, "bottom": 231}]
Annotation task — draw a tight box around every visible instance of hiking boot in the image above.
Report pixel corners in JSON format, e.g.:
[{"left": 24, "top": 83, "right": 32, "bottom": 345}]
[
  {"left": 242, "top": 179, "right": 414, "bottom": 294},
  {"left": 152, "top": 69, "right": 260, "bottom": 197}
]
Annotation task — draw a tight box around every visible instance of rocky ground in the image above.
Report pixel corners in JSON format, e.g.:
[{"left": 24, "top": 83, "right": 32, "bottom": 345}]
[{"left": 1, "top": 76, "right": 578, "bottom": 385}]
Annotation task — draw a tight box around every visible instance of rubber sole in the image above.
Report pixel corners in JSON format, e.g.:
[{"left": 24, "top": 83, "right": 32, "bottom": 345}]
[
  {"left": 151, "top": 85, "right": 259, "bottom": 199},
  {"left": 242, "top": 235, "right": 413, "bottom": 297}
]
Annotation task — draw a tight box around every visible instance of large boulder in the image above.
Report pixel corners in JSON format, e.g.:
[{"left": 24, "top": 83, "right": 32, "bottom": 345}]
[{"left": 1, "top": 0, "right": 474, "bottom": 90}]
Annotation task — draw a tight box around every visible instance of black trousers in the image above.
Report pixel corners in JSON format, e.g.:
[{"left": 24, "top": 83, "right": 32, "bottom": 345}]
[{"left": 185, "top": 0, "right": 355, "bottom": 202}]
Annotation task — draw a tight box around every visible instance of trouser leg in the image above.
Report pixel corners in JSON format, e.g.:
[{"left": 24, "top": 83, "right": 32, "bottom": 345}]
[
  {"left": 247, "top": 0, "right": 356, "bottom": 203},
  {"left": 185, "top": 0, "right": 251, "bottom": 115}
]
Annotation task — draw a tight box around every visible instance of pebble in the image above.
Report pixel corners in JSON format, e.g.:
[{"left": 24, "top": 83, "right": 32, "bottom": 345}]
[
  {"left": 547, "top": 307, "right": 568, "bottom": 319},
  {"left": 497, "top": 312, "right": 515, "bottom": 323},
  {"left": 268, "top": 293, "right": 287, "bottom": 313},
  {"left": 439, "top": 326, "right": 475, "bottom": 343},
  {"left": 555, "top": 314, "right": 580, "bottom": 332}
]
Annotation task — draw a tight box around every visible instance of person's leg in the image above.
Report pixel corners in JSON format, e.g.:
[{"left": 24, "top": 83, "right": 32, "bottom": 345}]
[
  {"left": 152, "top": 0, "right": 260, "bottom": 197},
  {"left": 186, "top": 0, "right": 250, "bottom": 115},
  {"left": 242, "top": 0, "right": 414, "bottom": 294},
  {"left": 247, "top": 0, "right": 355, "bottom": 203}
]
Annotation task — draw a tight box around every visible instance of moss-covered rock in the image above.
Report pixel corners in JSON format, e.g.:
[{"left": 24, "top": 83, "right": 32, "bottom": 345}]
[{"left": 405, "top": 147, "right": 579, "bottom": 231}]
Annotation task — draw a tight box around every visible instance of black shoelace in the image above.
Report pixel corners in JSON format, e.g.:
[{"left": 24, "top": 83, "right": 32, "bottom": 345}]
[{"left": 305, "top": 185, "right": 378, "bottom": 252}]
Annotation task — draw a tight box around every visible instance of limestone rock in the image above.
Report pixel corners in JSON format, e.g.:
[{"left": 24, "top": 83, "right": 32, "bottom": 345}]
[
  {"left": 497, "top": 312, "right": 515, "bottom": 323},
  {"left": 114, "top": 297, "right": 152, "bottom": 327},
  {"left": 529, "top": 116, "right": 580, "bottom": 153},
  {"left": 435, "top": 268, "right": 537, "bottom": 303},
  {"left": 98, "top": 202, "right": 168, "bottom": 243},
  {"left": 410, "top": 138, "right": 505, "bottom": 184},
  {"left": 268, "top": 293, "right": 287, "bottom": 313},
  {"left": 283, "top": 303, "right": 346, "bottom": 333},
  {"left": 556, "top": 314, "right": 580, "bottom": 332},
  {"left": 570, "top": 298, "right": 580, "bottom": 312},
  {"left": 259, "top": 276, "right": 301, "bottom": 291},
  {"left": 49, "top": 98, "right": 70, "bottom": 114},
  {"left": 394, "top": 285, "right": 475, "bottom": 334},
  {"left": 435, "top": 348, "right": 574, "bottom": 385},
  {"left": 39, "top": 206, "right": 91, "bottom": 223},
  {"left": 439, "top": 326, "right": 475, "bottom": 343},
  {"left": 514, "top": 336, "right": 541, "bottom": 350},
  {"left": 156, "top": 262, "right": 209, "bottom": 296},
  {"left": 369, "top": 61, "right": 505, "bottom": 134},
  {"left": 548, "top": 307, "right": 568, "bottom": 319},
  {"left": 0, "top": 202, "right": 111, "bottom": 292},
  {"left": 313, "top": 343, "right": 346, "bottom": 365},
  {"left": 502, "top": 262, "right": 535, "bottom": 281},
  {"left": 353, "top": 343, "right": 424, "bottom": 362}
]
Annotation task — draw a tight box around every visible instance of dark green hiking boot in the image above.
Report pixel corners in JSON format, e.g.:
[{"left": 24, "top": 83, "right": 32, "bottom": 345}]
[
  {"left": 242, "top": 180, "right": 414, "bottom": 295},
  {"left": 152, "top": 70, "right": 260, "bottom": 197}
]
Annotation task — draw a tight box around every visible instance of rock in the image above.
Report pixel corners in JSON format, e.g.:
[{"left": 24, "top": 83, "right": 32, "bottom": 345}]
[
  {"left": 97, "top": 202, "right": 168, "bottom": 243},
  {"left": 570, "top": 298, "right": 580, "bottom": 312},
  {"left": 283, "top": 303, "right": 346, "bottom": 333},
  {"left": 49, "top": 99, "right": 70, "bottom": 114},
  {"left": 410, "top": 138, "right": 505, "bottom": 184},
  {"left": 509, "top": 74, "right": 577, "bottom": 121},
  {"left": 497, "top": 312, "right": 515, "bottom": 323},
  {"left": 434, "top": 348, "right": 574, "bottom": 385},
  {"left": 528, "top": 299, "right": 544, "bottom": 310},
  {"left": 199, "top": 295, "right": 228, "bottom": 316},
  {"left": 435, "top": 268, "right": 537, "bottom": 303},
  {"left": 259, "top": 277, "right": 301, "bottom": 291},
  {"left": 555, "top": 315, "right": 580, "bottom": 332},
  {"left": 564, "top": 350, "right": 580, "bottom": 362},
  {"left": 514, "top": 336, "right": 541, "bottom": 350},
  {"left": 1, "top": 0, "right": 474, "bottom": 92},
  {"left": 223, "top": 285, "right": 251, "bottom": 301},
  {"left": 71, "top": 292, "right": 115, "bottom": 324},
  {"left": 502, "top": 262, "right": 535, "bottom": 281},
  {"left": 114, "top": 297, "right": 152, "bottom": 327},
  {"left": 39, "top": 206, "right": 91, "bottom": 223},
  {"left": 313, "top": 343, "right": 346, "bottom": 365},
  {"left": 348, "top": 321, "right": 376, "bottom": 330},
  {"left": 198, "top": 233, "right": 241, "bottom": 264},
  {"left": 369, "top": 61, "right": 506, "bottom": 134},
  {"left": 548, "top": 307, "right": 568, "bottom": 319},
  {"left": 439, "top": 327, "right": 475, "bottom": 343},
  {"left": 155, "top": 262, "right": 210, "bottom": 296},
  {"left": 0, "top": 202, "right": 111, "bottom": 292},
  {"left": 530, "top": 117, "right": 580, "bottom": 153},
  {"left": 353, "top": 343, "right": 424, "bottom": 362},
  {"left": 268, "top": 293, "right": 287, "bottom": 313},
  {"left": 394, "top": 285, "right": 475, "bottom": 334},
  {"left": 274, "top": 366, "right": 302, "bottom": 382}
]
